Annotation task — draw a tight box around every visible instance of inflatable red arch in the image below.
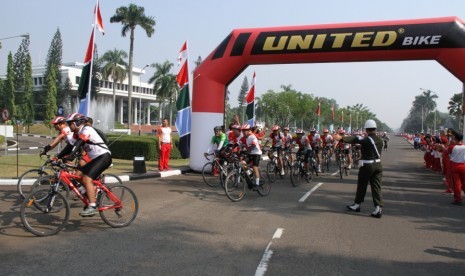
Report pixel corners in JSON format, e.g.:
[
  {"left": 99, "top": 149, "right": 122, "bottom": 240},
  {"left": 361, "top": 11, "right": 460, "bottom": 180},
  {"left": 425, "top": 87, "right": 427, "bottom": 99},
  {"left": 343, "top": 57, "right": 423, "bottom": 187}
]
[{"left": 191, "top": 16, "right": 465, "bottom": 170}]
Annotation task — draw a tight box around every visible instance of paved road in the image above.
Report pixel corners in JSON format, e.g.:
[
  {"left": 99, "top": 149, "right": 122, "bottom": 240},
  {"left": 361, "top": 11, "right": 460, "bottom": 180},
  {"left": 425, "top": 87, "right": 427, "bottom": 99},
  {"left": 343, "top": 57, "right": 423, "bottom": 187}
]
[{"left": 1, "top": 136, "right": 464, "bottom": 275}]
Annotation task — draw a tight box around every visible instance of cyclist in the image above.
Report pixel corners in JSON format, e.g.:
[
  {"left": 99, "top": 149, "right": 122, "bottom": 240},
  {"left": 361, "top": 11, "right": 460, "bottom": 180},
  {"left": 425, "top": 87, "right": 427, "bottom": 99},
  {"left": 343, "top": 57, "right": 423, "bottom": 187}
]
[
  {"left": 334, "top": 129, "right": 352, "bottom": 169},
  {"left": 283, "top": 126, "right": 294, "bottom": 163},
  {"left": 204, "top": 126, "right": 230, "bottom": 174},
  {"left": 241, "top": 123, "right": 262, "bottom": 190},
  {"left": 308, "top": 128, "right": 322, "bottom": 173},
  {"left": 265, "top": 125, "right": 285, "bottom": 175},
  {"left": 321, "top": 128, "right": 334, "bottom": 159},
  {"left": 65, "top": 113, "right": 112, "bottom": 217},
  {"left": 295, "top": 128, "right": 312, "bottom": 176},
  {"left": 228, "top": 124, "right": 243, "bottom": 145},
  {"left": 41, "top": 116, "right": 75, "bottom": 156}
]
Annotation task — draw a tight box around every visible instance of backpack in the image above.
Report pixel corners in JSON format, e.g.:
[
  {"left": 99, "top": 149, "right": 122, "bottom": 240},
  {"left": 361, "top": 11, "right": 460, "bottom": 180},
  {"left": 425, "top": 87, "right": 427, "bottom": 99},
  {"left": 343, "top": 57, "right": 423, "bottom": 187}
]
[{"left": 83, "top": 126, "right": 108, "bottom": 147}]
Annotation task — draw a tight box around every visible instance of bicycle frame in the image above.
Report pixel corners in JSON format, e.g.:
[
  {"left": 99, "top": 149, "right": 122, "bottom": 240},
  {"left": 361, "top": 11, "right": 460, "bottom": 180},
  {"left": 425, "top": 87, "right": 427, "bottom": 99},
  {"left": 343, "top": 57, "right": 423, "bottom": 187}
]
[{"left": 55, "top": 166, "right": 122, "bottom": 211}]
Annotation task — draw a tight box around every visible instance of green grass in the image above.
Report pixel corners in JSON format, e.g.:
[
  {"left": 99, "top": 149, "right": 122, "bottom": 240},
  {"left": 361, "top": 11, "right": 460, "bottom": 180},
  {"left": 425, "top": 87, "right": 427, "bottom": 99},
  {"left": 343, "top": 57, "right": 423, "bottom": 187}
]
[{"left": 0, "top": 155, "right": 190, "bottom": 178}]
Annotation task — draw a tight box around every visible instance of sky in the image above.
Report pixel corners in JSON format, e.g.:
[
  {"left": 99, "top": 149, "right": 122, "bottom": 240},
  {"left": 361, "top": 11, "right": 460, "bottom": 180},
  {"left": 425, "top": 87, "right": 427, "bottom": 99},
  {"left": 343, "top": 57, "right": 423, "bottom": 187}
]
[{"left": 1, "top": 0, "right": 465, "bottom": 130}]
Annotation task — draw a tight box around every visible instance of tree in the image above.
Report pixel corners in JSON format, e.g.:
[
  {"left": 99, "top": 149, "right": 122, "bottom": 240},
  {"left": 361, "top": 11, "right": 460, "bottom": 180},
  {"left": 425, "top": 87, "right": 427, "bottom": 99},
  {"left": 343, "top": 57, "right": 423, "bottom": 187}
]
[
  {"left": 37, "top": 28, "right": 63, "bottom": 120},
  {"left": 3, "top": 53, "right": 16, "bottom": 120},
  {"left": 13, "top": 36, "right": 30, "bottom": 119},
  {"left": 22, "top": 54, "right": 34, "bottom": 128},
  {"left": 194, "top": 56, "right": 202, "bottom": 69},
  {"left": 110, "top": 4, "right": 156, "bottom": 126},
  {"left": 448, "top": 93, "right": 462, "bottom": 132},
  {"left": 61, "top": 77, "right": 73, "bottom": 114},
  {"left": 100, "top": 48, "right": 128, "bottom": 121},
  {"left": 44, "top": 66, "right": 58, "bottom": 127},
  {"left": 148, "top": 61, "right": 176, "bottom": 123}
]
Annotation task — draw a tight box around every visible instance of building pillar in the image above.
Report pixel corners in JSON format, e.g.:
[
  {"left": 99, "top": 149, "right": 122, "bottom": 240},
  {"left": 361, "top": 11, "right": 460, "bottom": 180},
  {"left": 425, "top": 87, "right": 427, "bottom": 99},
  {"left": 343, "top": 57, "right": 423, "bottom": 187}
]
[
  {"left": 119, "top": 98, "right": 124, "bottom": 125},
  {"left": 134, "top": 101, "right": 138, "bottom": 125},
  {"left": 147, "top": 103, "right": 151, "bottom": 125}
]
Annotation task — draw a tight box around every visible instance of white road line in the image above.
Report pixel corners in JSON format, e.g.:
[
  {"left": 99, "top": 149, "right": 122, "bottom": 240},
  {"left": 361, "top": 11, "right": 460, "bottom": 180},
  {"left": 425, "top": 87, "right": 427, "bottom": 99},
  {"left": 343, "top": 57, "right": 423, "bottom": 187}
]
[
  {"left": 255, "top": 228, "right": 284, "bottom": 276},
  {"left": 331, "top": 171, "right": 339, "bottom": 176},
  {"left": 298, "top": 182, "right": 324, "bottom": 203}
]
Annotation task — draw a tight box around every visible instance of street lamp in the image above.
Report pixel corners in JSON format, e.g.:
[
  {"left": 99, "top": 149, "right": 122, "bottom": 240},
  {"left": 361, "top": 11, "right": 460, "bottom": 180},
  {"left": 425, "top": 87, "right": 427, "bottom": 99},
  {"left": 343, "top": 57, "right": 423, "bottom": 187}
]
[
  {"left": 0, "top": 33, "right": 29, "bottom": 50},
  {"left": 139, "top": 64, "right": 149, "bottom": 136}
]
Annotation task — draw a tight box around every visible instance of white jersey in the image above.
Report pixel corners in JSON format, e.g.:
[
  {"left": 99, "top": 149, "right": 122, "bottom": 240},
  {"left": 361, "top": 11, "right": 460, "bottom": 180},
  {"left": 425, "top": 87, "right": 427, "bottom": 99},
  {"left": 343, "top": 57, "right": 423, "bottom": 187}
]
[
  {"left": 60, "top": 126, "right": 76, "bottom": 145},
  {"left": 246, "top": 134, "right": 262, "bottom": 155},
  {"left": 77, "top": 126, "right": 111, "bottom": 160}
]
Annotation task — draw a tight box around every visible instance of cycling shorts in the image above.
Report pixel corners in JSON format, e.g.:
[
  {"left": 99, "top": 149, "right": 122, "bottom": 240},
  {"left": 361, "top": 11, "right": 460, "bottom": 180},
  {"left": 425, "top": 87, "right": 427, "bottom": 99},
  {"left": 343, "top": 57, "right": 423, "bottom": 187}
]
[
  {"left": 248, "top": 154, "right": 261, "bottom": 167},
  {"left": 81, "top": 153, "right": 112, "bottom": 180}
]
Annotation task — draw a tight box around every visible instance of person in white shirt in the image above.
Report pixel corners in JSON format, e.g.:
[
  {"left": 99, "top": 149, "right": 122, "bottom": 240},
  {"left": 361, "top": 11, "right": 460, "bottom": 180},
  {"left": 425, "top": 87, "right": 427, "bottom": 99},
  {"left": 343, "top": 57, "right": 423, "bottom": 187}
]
[
  {"left": 242, "top": 123, "right": 262, "bottom": 190},
  {"left": 158, "top": 118, "right": 173, "bottom": 171},
  {"left": 65, "top": 113, "right": 112, "bottom": 217}
]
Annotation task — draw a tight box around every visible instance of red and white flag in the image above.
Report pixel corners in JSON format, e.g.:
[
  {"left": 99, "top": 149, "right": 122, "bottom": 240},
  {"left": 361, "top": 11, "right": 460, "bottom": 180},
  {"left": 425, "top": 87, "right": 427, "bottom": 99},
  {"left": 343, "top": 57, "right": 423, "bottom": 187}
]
[
  {"left": 315, "top": 99, "right": 321, "bottom": 116},
  {"left": 94, "top": 0, "right": 105, "bottom": 35},
  {"left": 178, "top": 41, "right": 188, "bottom": 65}
]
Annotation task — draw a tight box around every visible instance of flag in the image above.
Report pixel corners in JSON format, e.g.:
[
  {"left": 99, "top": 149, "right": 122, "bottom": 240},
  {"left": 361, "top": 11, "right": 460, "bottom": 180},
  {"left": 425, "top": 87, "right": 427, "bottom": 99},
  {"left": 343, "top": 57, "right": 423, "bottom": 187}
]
[
  {"left": 315, "top": 99, "right": 321, "bottom": 116},
  {"left": 340, "top": 110, "right": 344, "bottom": 124},
  {"left": 77, "top": 29, "right": 95, "bottom": 115},
  {"left": 178, "top": 41, "right": 187, "bottom": 65},
  {"left": 331, "top": 103, "right": 335, "bottom": 121},
  {"left": 175, "top": 41, "right": 191, "bottom": 158},
  {"left": 245, "top": 71, "right": 255, "bottom": 126},
  {"left": 95, "top": 0, "right": 105, "bottom": 35}
]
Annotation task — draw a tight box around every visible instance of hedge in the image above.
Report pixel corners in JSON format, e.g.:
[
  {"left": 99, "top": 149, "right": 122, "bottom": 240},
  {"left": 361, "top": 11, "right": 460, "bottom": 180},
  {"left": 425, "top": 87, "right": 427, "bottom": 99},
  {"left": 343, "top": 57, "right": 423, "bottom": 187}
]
[
  {"left": 0, "top": 135, "right": 4, "bottom": 146},
  {"left": 107, "top": 134, "right": 183, "bottom": 161}
]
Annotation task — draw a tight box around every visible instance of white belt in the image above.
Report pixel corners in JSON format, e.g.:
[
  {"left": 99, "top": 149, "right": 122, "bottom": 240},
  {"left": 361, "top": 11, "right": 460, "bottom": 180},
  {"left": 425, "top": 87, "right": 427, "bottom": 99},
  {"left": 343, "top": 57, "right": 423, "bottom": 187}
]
[{"left": 361, "top": 159, "right": 381, "bottom": 164}]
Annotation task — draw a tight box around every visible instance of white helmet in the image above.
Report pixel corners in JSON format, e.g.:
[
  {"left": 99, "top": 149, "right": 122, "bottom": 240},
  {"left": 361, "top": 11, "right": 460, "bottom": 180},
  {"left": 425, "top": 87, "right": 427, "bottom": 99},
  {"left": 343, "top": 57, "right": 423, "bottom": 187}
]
[{"left": 364, "top": 119, "right": 377, "bottom": 129}]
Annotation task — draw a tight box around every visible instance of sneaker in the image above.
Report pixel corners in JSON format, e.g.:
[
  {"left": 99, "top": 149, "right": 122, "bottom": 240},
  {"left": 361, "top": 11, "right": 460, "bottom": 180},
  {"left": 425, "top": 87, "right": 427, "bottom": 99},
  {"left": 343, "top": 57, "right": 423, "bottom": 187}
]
[
  {"left": 371, "top": 206, "right": 382, "bottom": 218},
  {"left": 348, "top": 164, "right": 352, "bottom": 169},
  {"left": 346, "top": 203, "right": 360, "bottom": 212},
  {"left": 253, "top": 185, "right": 260, "bottom": 191},
  {"left": 280, "top": 170, "right": 285, "bottom": 176},
  {"left": 79, "top": 206, "right": 98, "bottom": 217}
]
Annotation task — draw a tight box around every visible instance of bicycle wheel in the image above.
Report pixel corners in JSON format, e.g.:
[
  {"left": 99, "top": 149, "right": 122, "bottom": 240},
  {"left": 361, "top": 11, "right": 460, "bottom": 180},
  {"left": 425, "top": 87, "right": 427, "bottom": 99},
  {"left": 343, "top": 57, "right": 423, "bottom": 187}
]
[
  {"left": 290, "top": 162, "right": 302, "bottom": 187},
  {"left": 224, "top": 171, "right": 246, "bottom": 202},
  {"left": 17, "top": 169, "right": 49, "bottom": 199},
  {"left": 257, "top": 170, "right": 271, "bottom": 196},
  {"left": 202, "top": 162, "right": 221, "bottom": 187},
  {"left": 99, "top": 185, "right": 139, "bottom": 228},
  {"left": 20, "top": 189, "right": 70, "bottom": 237},
  {"left": 101, "top": 173, "right": 124, "bottom": 186},
  {"left": 339, "top": 158, "right": 344, "bottom": 179},
  {"left": 31, "top": 175, "right": 70, "bottom": 200},
  {"left": 266, "top": 162, "right": 277, "bottom": 183}
]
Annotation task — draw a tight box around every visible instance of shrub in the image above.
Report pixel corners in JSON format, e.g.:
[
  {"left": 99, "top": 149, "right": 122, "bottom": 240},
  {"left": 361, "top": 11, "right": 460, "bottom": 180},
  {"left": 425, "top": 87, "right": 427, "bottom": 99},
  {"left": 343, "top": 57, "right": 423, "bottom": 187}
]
[
  {"left": 107, "top": 134, "right": 182, "bottom": 161},
  {"left": 0, "top": 135, "right": 5, "bottom": 146}
]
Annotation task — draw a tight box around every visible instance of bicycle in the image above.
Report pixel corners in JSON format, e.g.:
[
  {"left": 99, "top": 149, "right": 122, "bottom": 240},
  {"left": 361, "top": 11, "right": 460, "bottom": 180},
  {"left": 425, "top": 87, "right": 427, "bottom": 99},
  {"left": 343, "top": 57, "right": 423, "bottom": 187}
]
[
  {"left": 17, "top": 155, "right": 64, "bottom": 199},
  {"left": 352, "top": 145, "right": 361, "bottom": 170},
  {"left": 290, "top": 152, "right": 312, "bottom": 187},
  {"left": 321, "top": 146, "right": 331, "bottom": 173},
  {"left": 266, "top": 148, "right": 290, "bottom": 181},
  {"left": 335, "top": 148, "right": 349, "bottom": 179},
  {"left": 308, "top": 149, "right": 319, "bottom": 176},
  {"left": 20, "top": 160, "right": 138, "bottom": 237},
  {"left": 224, "top": 155, "right": 271, "bottom": 202},
  {"left": 202, "top": 149, "right": 235, "bottom": 188}
]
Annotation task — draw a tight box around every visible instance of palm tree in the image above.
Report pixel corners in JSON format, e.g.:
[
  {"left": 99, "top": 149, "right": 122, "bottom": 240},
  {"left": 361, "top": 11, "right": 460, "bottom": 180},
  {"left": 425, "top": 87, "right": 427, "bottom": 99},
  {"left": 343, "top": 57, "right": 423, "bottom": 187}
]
[
  {"left": 110, "top": 4, "right": 155, "bottom": 126},
  {"left": 99, "top": 48, "right": 128, "bottom": 121},
  {"left": 448, "top": 93, "right": 463, "bottom": 132},
  {"left": 148, "top": 61, "right": 176, "bottom": 124}
]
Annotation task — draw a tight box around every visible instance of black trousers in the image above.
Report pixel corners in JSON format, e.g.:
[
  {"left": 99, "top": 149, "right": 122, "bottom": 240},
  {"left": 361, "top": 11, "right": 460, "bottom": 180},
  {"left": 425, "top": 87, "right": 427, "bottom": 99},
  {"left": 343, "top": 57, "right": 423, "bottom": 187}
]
[{"left": 355, "top": 162, "right": 383, "bottom": 207}]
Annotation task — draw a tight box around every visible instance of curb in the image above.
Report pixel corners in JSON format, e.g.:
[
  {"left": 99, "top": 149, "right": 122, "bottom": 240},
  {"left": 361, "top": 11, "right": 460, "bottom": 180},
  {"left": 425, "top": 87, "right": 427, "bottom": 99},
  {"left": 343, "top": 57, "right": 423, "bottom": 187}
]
[{"left": 0, "top": 168, "right": 192, "bottom": 186}]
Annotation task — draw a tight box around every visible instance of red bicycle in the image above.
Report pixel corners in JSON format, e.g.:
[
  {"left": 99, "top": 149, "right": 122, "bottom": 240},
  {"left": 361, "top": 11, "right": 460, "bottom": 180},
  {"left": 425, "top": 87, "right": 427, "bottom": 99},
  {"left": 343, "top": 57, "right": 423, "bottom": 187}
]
[{"left": 20, "top": 159, "right": 138, "bottom": 236}]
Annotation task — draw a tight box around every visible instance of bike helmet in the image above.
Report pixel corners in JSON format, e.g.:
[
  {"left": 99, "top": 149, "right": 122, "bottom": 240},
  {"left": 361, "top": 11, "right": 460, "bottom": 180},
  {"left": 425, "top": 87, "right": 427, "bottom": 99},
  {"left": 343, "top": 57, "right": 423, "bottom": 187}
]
[
  {"left": 213, "top": 126, "right": 222, "bottom": 131},
  {"left": 310, "top": 128, "right": 316, "bottom": 132},
  {"left": 283, "top": 127, "right": 290, "bottom": 131},
  {"left": 339, "top": 129, "right": 346, "bottom": 135},
  {"left": 271, "top": 125, "right": 280, "bottom": 131},
  {"left": 231, "top": 124, "right": 241, "bottom": 130},
  {"left": 66, "top": 113, "right": 87, "bottom": 126},
  {"left": 323, "top": 129, "right": 329, "bottom": 133},
  {"left": 241, "top": 123, "right": 251, "bottom": 130},
  {"left": 51, "top": 116, "right": 66, "bottom": 125},
  {"left": 296, "top": 128, "right": 304, "bottom": 134}
]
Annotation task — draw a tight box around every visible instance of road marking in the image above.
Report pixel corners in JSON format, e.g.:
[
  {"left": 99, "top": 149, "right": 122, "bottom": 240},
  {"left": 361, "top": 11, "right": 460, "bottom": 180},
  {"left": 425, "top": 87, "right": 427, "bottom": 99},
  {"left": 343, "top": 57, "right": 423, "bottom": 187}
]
[
  {"left": 255, "top": 228, "right": 284, "bottom": 276},
  {"left": 298, "top": 182, "right": 324, "bottom": 202},
  {"left": 331, "top": 171, "right": 339, "bottom": 176}
]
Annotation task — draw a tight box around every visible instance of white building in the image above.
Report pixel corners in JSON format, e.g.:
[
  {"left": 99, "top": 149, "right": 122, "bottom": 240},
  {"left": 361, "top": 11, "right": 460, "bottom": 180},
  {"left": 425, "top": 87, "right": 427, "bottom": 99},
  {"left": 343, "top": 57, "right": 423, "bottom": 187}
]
[{"left": 32, "top": 62, "right": 158, "bottom": 125}]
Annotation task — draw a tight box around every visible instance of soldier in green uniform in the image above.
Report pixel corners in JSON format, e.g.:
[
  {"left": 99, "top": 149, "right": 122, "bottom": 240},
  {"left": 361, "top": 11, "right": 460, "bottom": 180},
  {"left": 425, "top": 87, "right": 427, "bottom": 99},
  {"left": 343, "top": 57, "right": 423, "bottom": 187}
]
[{"left": 334, "top": 119, "right": 384, "bottom": 218}]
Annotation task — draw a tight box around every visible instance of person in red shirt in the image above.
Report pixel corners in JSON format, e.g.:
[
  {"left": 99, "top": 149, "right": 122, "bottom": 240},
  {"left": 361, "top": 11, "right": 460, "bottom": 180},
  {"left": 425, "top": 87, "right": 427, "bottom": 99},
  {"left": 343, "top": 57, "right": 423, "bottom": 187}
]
[{"left": 447, "top": 130, "right": 465, "bottom": 205}]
